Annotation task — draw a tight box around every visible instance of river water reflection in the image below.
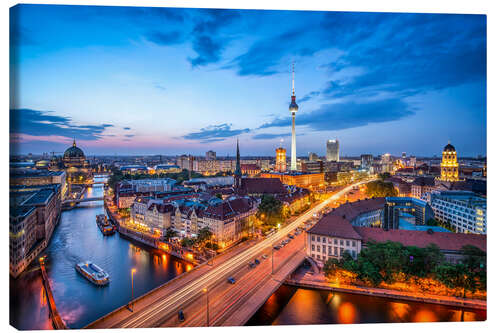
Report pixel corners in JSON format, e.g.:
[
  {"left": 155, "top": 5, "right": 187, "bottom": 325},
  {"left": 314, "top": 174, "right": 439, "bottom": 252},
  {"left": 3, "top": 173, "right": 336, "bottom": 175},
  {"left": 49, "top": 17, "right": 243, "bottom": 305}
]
[
  {"left": 247, "top": 285, "right": 486, "bottom": 326},
  {"left": 10, "top": 178, "right": 190, "bottom": 330}
]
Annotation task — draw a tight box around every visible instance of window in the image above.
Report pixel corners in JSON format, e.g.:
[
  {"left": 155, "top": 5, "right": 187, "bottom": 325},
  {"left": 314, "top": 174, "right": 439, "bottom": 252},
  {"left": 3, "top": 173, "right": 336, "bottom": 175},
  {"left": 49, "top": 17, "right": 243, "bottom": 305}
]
[
  {"left": 311, "top": 245, "right": 315, "bottom": 251},
  {"left": 334, "top": 239, "right": 338, "bottom": 245},
  {"left": 323, "top": 237, "right": 326, "bottom": 243},
  {"left": 340, "top": 240, "right": 344, "bottom": 246},
  {"left": 328, "top": 246, "right": 332, "bottom": 255},
  {"left": 346, "top": 240, "right": 350, "bottom": 246},
  {"left": 322, "top": 245, "right": 326, "bottom": 254},
  {"left": 311, "top": 235, "right": 315, "bottom": 241},
  {"left": 334, "top": 247, "right": 338, "bottom": 256}
]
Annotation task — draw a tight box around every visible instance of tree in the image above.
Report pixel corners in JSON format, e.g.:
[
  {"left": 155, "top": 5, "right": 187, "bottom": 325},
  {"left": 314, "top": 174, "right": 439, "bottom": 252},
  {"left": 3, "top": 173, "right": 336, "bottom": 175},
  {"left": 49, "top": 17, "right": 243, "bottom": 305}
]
[
  {"left": 323, "top": 258, "right": 340, "bottom": 277},
  {"left": 426, "top": 218, "right": 439, "bottom": 226},
  {"left": 461, "top": 245, "right": 486, "bottom": 291},
  {"left": 196, "top": 227, "right": 213, "bottom": 245},
  {"left": 435, "top": 263, "right": 477, "bottom": 298},
  {"left": 365, "top": 180, "right": 397, "bottom": 198},
  {"left": 164, "top": 227, "right": 178, "bottom": 241},
  {"left": 215, "top": 193, "right": 223, "bottom": 199},
  {"left": 181, "top": 238, "right": 195, "bottom": 248},
  {"left": 378, "top": 172, "right": 391, "bottom": 181},
  {"left": 257, "top": 195, "right": 284, "bottom": 226}
]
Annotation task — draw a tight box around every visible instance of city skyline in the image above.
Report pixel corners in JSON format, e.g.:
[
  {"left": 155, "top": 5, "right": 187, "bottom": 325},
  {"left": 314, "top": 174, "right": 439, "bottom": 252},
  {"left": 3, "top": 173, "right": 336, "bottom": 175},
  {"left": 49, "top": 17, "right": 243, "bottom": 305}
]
[{"left": 10, "top": 5, "right": 486, "bottom": 157}]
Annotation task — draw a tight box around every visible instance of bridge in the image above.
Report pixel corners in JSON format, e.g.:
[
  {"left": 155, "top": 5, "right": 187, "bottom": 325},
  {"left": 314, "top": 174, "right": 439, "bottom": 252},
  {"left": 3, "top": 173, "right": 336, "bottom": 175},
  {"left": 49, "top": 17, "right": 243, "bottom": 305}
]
[
  {"left": 62, "top": 196, "right": 104, "bottom": 205},
  {"left": 85, "top": 181, "right": 366, "bottom": 329}
]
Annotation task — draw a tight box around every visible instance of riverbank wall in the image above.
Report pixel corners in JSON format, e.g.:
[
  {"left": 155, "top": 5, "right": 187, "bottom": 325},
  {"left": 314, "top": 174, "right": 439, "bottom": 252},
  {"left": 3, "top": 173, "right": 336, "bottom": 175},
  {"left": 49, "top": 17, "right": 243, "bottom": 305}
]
[
  {"left": 40, "top": 261, "right": 67, "bottom": 329},
  {"left": 284, "top": 277, "right": 486, "bottom": 310}
]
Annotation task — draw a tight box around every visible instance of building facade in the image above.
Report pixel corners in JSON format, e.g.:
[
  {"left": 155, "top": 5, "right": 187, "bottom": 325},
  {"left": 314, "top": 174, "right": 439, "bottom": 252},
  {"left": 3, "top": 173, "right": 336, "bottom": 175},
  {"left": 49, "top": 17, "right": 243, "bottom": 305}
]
[
  {"left": 438, "top": 142, "right": 460, "bottom": 182},
  {"left": 326, "top": 139, "right": 340, "bottom": 162},
  {"left": 275, "top": 147, "right": 287, "bottom": 173},
  {"left": 10, "top": 185, "right": 61, "bottom": 277},
  {"left": 424, "top": 190, "right": 486, "bottom": 234}
]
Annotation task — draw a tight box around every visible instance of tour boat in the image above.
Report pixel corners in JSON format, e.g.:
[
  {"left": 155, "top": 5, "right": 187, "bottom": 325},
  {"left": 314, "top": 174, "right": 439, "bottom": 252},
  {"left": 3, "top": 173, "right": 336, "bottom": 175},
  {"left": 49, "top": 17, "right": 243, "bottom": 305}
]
[
  {"left": 96, "top": 214, "right": 115, "bottom": 235},
  {"left": 75, "top": 261, "right": 110, "bottom": 286}
]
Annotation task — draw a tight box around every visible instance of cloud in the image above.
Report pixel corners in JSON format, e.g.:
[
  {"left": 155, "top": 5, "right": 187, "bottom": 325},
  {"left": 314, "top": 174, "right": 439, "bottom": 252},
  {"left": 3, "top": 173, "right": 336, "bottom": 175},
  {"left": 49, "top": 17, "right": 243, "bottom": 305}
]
[
  {"left": 123, "top": 127, "right": 131, "bottom": 130},
  {"left": 228, "top": 29, "right": 310, "bottom": 77},
  {"left": 10, "top": 108, "right": 113, "bottom": 141},
  {"left": 188, "top": 36, "right": 223, "bottom": 67},
  {"left": 320, "top": 13, "right": 486, "bottom": 99},
  {"left": 146, "top": 30, "right": 184, "bottom": 46},
  {"left": 260, "top": 99, "right": 415, "bottom": 132},
  {"left": 252, "top": 133, "right": 291, "bottom": 140},
  {"left": 297, "top": 91, "right": 320, "bottom": 104},
  {"left": 187, "top": 9, "right": 240, "bottom": 67},
  {"left": 183, "top": 123, "right": 250, "bottom": 143},
  {"left": 124, "top": 134, "right": 135, "bottom": 138}
]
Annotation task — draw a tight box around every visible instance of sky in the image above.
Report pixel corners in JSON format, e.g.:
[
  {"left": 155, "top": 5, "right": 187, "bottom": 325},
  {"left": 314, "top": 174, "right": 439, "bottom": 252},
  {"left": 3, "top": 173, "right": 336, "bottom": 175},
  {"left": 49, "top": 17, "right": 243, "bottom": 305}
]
[{"left": 9, "top": 5, "right": 486, "bottom": 157}]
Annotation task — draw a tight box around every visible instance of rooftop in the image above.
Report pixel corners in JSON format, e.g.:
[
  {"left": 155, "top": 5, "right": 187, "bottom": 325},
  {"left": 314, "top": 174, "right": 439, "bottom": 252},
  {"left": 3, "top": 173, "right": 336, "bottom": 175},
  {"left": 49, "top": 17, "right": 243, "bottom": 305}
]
[{"left": 353, "top": 227, "right": 485, "bottom": 252}]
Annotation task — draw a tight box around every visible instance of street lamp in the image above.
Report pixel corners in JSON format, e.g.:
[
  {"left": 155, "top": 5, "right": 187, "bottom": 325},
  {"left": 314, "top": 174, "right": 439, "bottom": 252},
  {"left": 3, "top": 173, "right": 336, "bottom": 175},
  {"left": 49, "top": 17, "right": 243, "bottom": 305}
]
[
  {"left": 130, "top": 268, "right": 136, "bottom": 311},
  {"left": 202, "top": 287, "right": 209, "bottom": 326}
]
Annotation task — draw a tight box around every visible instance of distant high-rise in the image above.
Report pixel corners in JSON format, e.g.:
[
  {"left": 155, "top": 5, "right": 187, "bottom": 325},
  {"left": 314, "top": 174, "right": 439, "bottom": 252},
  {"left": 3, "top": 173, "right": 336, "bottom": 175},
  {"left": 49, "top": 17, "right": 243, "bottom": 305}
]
[
  {"left": 289, "top": 63, "right": 298, "bottom": 171},
  {"left": 381, "top": 153, "right": 391, "bottom": 164},
  {"left": 361, "top": 154, "right": 373, "bottom": 169},
  {"left": 275, "top": 147, "right": 287, "bottom": 173},
  {"left": 206, "top": 150, "right": 216, "bottom": 160},
  {"left": 326, "top": 139, "right": 339, "bottom": 162},
  {"left": 309, "top": 152, "right": 319, "bottom": 162}
]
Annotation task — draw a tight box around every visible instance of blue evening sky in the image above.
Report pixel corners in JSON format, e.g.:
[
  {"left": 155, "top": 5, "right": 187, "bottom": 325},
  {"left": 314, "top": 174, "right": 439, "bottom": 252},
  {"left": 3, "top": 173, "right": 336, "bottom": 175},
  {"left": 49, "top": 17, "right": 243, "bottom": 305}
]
[{"left": 10, "top": 5, "right": 486, "bottom": 157}]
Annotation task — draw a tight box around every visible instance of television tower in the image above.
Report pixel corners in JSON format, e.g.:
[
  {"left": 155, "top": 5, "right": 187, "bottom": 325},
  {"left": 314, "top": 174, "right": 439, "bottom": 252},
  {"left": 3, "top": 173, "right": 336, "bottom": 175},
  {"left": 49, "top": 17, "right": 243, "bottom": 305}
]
[{"left": 289, "top": 63, "right": 299, "bottom": 171}]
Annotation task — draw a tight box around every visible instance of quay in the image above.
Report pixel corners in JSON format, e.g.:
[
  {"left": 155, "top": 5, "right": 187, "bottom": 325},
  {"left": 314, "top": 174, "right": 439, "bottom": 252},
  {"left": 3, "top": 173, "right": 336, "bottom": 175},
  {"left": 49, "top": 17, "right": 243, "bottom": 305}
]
[
  {"left": 284, "top": 275, "right": 487, "bottom": 311},
  {"left": 39, "top": 258, "right": 67, "bottom": 329}
]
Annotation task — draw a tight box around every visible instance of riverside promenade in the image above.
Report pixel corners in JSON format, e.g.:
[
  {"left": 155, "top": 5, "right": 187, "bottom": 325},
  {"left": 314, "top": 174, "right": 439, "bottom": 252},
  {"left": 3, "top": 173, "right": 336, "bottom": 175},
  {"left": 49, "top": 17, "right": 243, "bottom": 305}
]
[{"left": 285, "top": 274, "right": 486, "bottom": 310}]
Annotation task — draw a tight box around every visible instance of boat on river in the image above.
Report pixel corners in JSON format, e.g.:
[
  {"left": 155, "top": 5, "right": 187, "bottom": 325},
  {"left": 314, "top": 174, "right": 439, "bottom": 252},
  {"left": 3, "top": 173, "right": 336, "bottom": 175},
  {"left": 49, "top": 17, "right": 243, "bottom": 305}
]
[
  {"left": 75, "top": 261, "right": 110, "bottom": 286},
  {"left": 96, "top": 214, "right": 115, "bottom": 235}
]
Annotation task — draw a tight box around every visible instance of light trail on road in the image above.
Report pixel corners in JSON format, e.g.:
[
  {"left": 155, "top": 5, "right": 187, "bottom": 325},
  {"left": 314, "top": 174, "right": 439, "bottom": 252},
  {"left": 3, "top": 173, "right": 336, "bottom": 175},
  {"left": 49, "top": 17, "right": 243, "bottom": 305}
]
[{"left": 118, "top": 181, "right": 368, "bottom": 328}]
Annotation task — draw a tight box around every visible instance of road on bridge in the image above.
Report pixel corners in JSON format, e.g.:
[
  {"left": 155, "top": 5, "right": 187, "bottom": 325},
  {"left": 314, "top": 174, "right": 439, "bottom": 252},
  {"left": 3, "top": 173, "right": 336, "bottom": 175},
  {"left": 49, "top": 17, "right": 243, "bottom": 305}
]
[{"left": 86, "top": 180, "right": 368, "bottom": 329}]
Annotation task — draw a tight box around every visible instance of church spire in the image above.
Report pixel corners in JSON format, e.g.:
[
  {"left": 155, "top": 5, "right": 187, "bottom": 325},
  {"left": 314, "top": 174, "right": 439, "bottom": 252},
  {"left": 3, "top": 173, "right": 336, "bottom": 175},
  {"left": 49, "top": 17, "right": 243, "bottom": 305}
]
[
  {"left": 73, "top": 138, "right": 76, "bottom": 147},
  {"left": 234, "top": 138, "right": 242, "bottom": 188}
]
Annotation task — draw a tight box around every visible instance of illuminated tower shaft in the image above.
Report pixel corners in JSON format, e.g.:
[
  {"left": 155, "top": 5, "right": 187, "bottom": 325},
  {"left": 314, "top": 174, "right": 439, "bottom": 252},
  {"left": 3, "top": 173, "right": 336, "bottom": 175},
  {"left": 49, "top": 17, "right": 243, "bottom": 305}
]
[
  {"left": 289, "top": 63, "right": 299, "bottom": 171},
  {"left": 291, "top": 113, "right": 296, "bottom": 171}
]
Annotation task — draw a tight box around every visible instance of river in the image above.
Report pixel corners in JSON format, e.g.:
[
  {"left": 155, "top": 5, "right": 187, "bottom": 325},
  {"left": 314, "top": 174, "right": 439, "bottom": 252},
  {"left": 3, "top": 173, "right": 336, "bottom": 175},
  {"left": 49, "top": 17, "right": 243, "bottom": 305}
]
[
  {"left": 10, "top": 177, "right": 191, "bottom": 330},
  {"left": 247, "top": 285, "right": 486, "bottom": 325}
]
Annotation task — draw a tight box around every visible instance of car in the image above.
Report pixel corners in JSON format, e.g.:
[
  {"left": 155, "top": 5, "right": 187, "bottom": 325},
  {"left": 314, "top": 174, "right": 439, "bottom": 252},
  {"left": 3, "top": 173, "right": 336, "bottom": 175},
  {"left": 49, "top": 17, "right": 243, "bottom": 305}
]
[
  {"left": 227, "top": 277, "right": 236, "bottom": 284},
  {"left": 262, "top": 254, "right": 269, "bottom": 260},
  {"left": 288, "top": 235, "right": 295, "bottom": 239},
  {"left": 273, "top": 245, "right": 281, "bottom": 250},
  {"left": 254, "top": 259, "right": 260, "bottom": 265},
  {"left": 249, "top": 262, "right": 256, "bottom": 268},
  {"left": 178, "top": 310, "right": 185, "bottom": 322}
]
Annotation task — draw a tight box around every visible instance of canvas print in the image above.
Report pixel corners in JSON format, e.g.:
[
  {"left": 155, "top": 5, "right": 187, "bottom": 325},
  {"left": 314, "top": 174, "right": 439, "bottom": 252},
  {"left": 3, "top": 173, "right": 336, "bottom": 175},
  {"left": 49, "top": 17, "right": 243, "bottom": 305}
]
[{"left": 9, "top": 4, "right": 486, "bottom": 330}]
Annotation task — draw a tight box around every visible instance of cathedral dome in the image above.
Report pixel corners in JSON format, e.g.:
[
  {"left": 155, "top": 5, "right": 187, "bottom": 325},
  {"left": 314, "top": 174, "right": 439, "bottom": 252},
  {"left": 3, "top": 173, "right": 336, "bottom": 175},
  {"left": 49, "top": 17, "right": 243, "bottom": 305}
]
[
  {"left": 443, "top": 143, "right": 456, "bottom": 152},
  {"left": 64, "top": 140, "right": 85, "bottom": 158}
]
